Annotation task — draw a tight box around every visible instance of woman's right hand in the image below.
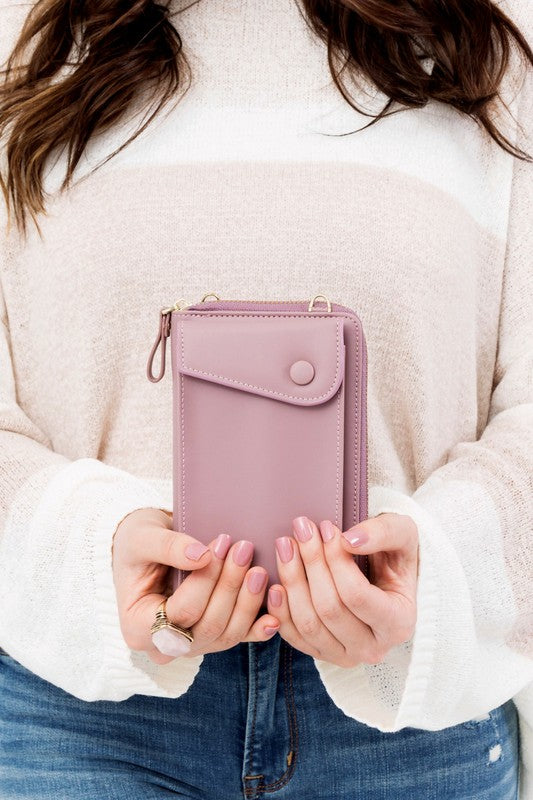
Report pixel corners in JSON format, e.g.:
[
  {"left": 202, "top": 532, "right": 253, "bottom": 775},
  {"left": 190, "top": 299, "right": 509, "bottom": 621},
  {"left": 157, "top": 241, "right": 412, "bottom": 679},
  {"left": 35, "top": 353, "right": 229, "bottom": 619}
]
[{"left": 112, "top": 507, "right": 280, "bottom": 664}]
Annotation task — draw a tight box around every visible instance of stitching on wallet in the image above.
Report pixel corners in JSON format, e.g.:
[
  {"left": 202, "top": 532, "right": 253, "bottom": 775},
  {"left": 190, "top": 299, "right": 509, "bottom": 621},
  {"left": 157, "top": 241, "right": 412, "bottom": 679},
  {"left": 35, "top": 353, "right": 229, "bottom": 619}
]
[
  {"left": 336, "top": 389, "right": 341, "bottom": 528},
  {"left": 180, "top": 321, "right": 186, "bottom": 533},
  {"left": 181, "top": 315, "right": 342, "bottom": 402},
  {"left": 353, "top": 325, "right": 359, "bottom": 527}
]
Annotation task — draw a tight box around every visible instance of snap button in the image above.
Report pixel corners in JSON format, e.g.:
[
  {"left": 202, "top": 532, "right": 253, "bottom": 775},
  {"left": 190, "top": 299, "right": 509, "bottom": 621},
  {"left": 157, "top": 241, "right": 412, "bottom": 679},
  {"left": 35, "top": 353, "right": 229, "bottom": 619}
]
[{"left": 289, "top": 360, "right": 315, "bottom": 385}]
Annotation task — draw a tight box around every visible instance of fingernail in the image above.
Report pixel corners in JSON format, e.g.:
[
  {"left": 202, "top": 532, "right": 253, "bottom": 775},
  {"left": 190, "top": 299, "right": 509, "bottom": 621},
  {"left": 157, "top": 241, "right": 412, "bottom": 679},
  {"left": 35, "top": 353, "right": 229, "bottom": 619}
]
[
  {"left": 292, "top": 516, "right": 313, "bottom": 542},
  {"left": 342, "top": 528, "right": 369, "bottom": 547},
  {"left": 268, "top": 587, "right": 282, "bottom": 607},
  {"left": 264, "top": 626, "right": 279, "bottom": 636},
  {"left": 152, "top": 627, "right": 192, "bottom": 657},
  {"left": 247, "top": 570, "right": 267, "bottom": 594},
  {"left": 213, "top": 533, "right": 232, "bottom": 560},
  {"left": 233, "top": 540, "right": 254, "bottom": 566},
  {"left": 185, "top": 541, "right": 210, "bottom": 560},
  {"left": 275, "top": 537, "right": 294, "bottom": 563},
  {"left": 319, "top": 520, "right": 336, "bottom": 542}
]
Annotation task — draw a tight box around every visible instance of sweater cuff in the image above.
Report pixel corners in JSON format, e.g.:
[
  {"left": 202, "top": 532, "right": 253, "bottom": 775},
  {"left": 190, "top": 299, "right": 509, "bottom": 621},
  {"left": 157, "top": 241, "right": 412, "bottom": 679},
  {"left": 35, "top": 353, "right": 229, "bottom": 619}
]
[
  {"left": 88, "top": 460, "right": 204, "bottom": 701},
  {"left": 0, "top": 457, "right": 203, "bottom": 701},
  {"left": 313, "top": 485, "right": 446, "bottom": 731}
]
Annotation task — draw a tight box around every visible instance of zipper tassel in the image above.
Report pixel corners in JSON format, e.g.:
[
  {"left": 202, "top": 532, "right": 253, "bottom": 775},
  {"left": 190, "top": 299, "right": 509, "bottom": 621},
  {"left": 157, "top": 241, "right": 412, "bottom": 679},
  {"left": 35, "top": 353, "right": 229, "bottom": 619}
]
[{"left": 146, "top": 300, "right": 190, "bottom": 383}]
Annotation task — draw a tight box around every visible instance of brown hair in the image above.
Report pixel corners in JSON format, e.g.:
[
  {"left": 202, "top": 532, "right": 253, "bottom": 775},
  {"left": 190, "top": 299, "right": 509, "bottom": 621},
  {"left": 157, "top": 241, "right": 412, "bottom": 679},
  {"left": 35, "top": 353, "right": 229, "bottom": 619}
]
[{"left": 0, "top": 0, "right": 531, "bottom": 236}]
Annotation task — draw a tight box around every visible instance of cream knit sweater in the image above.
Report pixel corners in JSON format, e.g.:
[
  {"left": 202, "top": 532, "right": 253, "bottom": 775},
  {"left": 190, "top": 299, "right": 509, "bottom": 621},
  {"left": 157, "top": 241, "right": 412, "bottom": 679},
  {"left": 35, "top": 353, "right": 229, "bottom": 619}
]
[{"left": 0, "top": 0, "right": 532, "bottom": 794}]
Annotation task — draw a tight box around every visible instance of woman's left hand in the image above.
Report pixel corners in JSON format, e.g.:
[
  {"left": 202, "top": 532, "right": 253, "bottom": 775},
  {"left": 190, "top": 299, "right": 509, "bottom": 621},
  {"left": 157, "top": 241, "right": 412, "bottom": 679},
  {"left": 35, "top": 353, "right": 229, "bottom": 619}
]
[{"left": 266, "top": 514, "right": 419, "bottom": 667}]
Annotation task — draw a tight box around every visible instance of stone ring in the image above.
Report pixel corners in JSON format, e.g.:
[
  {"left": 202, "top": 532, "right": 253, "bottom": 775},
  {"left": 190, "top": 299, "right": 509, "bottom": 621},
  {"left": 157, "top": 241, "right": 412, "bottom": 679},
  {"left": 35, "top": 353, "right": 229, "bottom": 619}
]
[{"left": 150, "top": 598, "right": 194, "bottom": 657}]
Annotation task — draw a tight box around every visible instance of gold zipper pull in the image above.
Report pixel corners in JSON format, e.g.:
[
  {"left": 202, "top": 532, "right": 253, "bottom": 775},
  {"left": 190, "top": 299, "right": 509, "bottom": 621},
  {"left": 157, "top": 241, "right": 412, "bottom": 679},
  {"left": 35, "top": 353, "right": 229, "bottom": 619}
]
[{"left": 146, "top": 299, "right": 190, "bottom": 383}]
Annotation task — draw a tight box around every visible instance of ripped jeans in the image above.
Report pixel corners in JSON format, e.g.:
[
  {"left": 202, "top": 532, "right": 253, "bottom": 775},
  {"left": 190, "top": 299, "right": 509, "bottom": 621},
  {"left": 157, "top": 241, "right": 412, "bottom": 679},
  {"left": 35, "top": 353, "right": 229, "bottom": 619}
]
[{"left": 0, "top": 637, "right": 520, "bottom": 799}]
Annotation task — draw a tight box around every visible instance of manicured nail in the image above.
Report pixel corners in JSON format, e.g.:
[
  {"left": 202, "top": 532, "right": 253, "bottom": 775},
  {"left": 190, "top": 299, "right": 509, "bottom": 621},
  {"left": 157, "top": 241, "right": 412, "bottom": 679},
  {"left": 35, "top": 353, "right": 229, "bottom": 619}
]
[
  {"left": 247, "top": 570, "right": 267, "bottom": 594},
  {"left": 185, "top": 541, "right": 210, "bottom": 560},
  {"left": 264, "top": 626, "right": 279, "bottom": 636},
  {"left": 152, "top": 627, "right": 192, "bottom": 657},
  {"left": 342, "top": 528, "right": 369, "bottom": 547},
  {"left": 268, "top": 587, "right": 282, "bottom": 607},
  {"left": 275, "top": 537, "right": 294, "bottom": 563},
  {"left": 233, "top": 539, "right": 254, "bottom": 566},
  {"left": 213, "top": 533, "right": 232, "bottom": 560},
  {"left": 319, "top": 520, "right": 336, "bottom": 542},
  {"left": 292, "top": 516, "right": 313, "bottom": 542}
]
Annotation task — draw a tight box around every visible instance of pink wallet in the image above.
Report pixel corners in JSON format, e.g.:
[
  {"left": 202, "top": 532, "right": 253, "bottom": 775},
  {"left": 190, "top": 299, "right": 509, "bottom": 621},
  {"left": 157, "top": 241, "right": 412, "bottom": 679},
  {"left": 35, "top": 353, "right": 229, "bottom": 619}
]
[{"left": 146, "top": 294, "right": 368, "bottom": 601}]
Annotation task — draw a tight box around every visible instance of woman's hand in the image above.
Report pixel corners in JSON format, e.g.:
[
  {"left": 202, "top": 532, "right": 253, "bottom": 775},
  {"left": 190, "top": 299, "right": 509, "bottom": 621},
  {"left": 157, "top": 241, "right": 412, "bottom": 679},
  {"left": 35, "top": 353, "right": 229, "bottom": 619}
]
[
  {"left": 112, "top": 508, "right": 280, "bottom": 665},
  {"left": 266, "top": 514, "right": 418, "bottom": 667}
]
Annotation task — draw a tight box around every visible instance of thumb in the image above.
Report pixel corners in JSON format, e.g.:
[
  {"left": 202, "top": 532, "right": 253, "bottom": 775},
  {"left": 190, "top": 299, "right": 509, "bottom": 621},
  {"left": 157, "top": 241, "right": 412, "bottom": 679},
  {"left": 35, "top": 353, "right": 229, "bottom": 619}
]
[
  {"left": 116, "top": 510, "right": 213, "bottom": 571},
  {"left": 340, "top": 513, "right": 418, "bottom": 557}
]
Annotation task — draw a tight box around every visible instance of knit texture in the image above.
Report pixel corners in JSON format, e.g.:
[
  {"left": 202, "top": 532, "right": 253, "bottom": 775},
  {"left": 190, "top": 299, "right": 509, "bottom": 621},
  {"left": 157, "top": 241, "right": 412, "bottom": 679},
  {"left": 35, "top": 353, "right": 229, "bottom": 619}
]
[{"left": 0, "top": 0, "right": 532, "bottom": 794}]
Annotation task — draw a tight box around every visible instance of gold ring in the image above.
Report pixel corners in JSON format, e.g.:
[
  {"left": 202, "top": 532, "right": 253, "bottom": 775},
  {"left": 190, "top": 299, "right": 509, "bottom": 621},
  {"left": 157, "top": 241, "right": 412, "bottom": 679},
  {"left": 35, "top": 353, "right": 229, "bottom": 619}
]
[{"left": 150, "top": 598, "right": 194, "bottom": 656}]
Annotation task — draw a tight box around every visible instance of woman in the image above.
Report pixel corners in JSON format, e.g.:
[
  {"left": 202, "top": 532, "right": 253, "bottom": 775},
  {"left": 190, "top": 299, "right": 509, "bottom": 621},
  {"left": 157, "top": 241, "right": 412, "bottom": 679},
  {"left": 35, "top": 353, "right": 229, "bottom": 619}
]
[{"left": 0, "top": 0, "right": 531, "bottom": 797}]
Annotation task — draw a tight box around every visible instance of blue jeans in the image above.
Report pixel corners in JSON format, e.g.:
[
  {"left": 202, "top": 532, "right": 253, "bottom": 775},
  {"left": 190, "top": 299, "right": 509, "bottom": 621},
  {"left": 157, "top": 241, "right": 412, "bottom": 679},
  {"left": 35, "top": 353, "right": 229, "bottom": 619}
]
[{"left": 0, "top": 637, "right": 519, "bottom": 799}]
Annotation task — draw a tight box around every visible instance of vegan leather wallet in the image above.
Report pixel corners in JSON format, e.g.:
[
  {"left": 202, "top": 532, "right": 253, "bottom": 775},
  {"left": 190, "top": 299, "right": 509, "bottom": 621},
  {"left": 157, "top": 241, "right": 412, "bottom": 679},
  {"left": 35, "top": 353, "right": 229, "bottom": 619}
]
[{"left": 147, "top": 294, "right": 368, "bottom": 601}]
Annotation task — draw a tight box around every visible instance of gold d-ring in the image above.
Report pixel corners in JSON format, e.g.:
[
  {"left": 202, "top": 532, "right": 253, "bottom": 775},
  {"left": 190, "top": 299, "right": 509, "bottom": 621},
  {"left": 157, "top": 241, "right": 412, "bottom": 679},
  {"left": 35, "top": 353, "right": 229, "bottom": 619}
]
[{"left": 308, "top": 294, "right": 332, "bottom": 312}]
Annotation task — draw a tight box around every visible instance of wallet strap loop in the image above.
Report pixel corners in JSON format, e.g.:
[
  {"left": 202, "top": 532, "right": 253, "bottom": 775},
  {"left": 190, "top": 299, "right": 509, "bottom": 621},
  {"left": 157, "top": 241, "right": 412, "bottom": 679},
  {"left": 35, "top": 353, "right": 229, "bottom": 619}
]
[
  {"left": 147, "top": 299, "right": 191, "bottom": 382},
  {"left": 146, "top": 310, "right": 171, "bottom": 383}
]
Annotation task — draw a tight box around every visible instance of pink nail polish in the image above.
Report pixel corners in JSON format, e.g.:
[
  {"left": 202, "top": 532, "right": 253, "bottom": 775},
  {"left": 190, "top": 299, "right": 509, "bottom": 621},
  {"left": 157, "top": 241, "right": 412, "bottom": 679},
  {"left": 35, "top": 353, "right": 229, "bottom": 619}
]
[
  {"left": 275, "top": 537, "right": 294, "bottom": 563},
  {"left": 342, "top": 528, "right": 369, "bottom": 547},
  {"left": 319, "top": 520, "right": 336, "bottom": 542},
  {"left": 264, "top": 626, "right": 279, "bottom": 636},
  {"left": 268, "top": 587, "right": 282, "bottom": 607},
  {"left": 233, "top": 540, "right": 254, "bottom": 566},
  {"left": 247, "top": 571, "right": 267, "bottom": 594},
  {"left": 185, "top": 542, "right": 210, "bottom": 561},
  {"left": 292, "top": 516, "right": 313, "bottom": 542},
  {"left": 213, "top": 533, "right": 232, "bottom": 560}
]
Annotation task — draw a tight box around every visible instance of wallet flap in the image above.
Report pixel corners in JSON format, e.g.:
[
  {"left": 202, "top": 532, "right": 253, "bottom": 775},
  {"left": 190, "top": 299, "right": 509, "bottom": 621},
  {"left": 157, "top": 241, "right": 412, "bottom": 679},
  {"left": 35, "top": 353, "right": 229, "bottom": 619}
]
[{"left": 173, "top": 313, "right": 345, "bottom": 406}]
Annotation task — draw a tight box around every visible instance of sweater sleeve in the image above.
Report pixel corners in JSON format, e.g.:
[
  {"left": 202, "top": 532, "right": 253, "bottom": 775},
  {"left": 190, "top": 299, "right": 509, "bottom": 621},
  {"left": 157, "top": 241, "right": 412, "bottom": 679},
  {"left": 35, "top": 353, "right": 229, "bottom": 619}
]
[
  {"left": 0, "top": 280, "right": 204, "bottom": 700},
  {"left": 313, "top": 58, "right": 533, "bottom": 731}
]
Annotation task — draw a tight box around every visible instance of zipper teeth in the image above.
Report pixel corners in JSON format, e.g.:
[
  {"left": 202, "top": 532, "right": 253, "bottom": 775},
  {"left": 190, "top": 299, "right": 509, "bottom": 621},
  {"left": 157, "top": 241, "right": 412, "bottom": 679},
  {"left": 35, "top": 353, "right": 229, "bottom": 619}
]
[
  {"left": 170, "top": 299, "right": 316, "bottom": 313},
  {"left": 195, "top": 298, "right": 316, "bottom": 305},
  {"left": 172, "top": 297, "right": 340, "bottom": 309}
]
